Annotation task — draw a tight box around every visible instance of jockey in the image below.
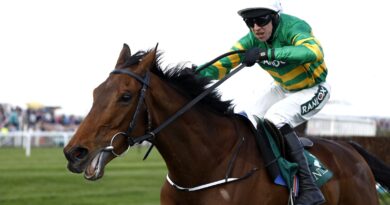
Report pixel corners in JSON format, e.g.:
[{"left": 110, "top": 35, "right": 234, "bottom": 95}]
[{"left": 197, "top": 0, "right": 329, "bottom": 204}]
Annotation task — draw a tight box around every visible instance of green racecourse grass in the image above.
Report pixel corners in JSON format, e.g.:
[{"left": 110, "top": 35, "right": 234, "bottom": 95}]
[
  {"left": 0, "top": 147, "right": 166, "bottom": 205},
  {"left": 1, "top": 147, "right": 389, "bottom": 205}
]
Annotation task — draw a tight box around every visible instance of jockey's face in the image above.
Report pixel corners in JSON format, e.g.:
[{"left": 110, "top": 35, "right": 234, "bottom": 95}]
[{"left": 251, "top": 21, "right": 273, "bottom": 42}]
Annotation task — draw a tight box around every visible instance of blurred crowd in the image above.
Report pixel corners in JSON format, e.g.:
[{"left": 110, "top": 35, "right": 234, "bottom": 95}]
[{"left": 0, "top": 103, "right": 83, "bottom": 133}]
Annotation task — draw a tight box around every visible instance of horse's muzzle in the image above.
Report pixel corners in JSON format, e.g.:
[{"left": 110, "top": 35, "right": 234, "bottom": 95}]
[{"left": 64, "top": 146, "right": 89, "bottom": 173}]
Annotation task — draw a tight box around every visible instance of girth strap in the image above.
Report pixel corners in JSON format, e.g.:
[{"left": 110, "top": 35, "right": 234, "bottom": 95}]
[{"left": 166, "top": 168, "right": 258, "bottom": 192}]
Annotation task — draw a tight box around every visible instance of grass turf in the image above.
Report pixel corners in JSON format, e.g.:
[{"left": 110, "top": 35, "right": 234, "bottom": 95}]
[
  {"left": 0, "top": 147, "right": 166, "bottom": 205},
  {"left": 0, "top": 147, "right": 389, "bottom": 205}
]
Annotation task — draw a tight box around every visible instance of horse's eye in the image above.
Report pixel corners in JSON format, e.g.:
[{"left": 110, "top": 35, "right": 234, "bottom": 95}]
[{"left": 120, "top": 93, "right": 132, "bottom": 103}]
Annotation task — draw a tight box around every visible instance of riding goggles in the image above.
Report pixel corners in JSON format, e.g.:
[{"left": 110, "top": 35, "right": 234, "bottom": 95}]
[{"left": 244, "top": 14, "right": 272, "bottom": 28}]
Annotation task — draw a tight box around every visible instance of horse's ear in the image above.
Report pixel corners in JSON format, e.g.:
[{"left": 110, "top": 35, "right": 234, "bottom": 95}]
[
  {"left": 137, "top": 44, "right": 158, "bottom": 73},
  {"left": 115, "top": 43, "right": 131, "bottom": 68}
]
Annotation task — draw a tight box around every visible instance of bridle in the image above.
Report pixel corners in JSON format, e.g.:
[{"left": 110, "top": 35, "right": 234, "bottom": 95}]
[{"left": 103, "top": 69, "right": 153, "bottom": 157}]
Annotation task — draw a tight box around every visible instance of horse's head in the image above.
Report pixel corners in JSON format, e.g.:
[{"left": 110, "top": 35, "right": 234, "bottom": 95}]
[{"left": 63, "top": 44, "right": 157, "bottom": 180}]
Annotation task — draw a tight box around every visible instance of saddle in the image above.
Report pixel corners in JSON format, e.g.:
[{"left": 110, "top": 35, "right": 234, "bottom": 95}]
[{"left": 262, "top": 119, "right": 314, "bottom": 158}]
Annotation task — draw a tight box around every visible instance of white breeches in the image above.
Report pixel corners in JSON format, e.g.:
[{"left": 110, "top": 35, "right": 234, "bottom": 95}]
[{"left": 246, "top": 82, "right": 331, "bottom": 129}]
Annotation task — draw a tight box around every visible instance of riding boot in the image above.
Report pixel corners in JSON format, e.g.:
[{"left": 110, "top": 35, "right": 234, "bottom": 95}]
[{"left": 279, "top": 124, "right": 325, "bottom": 205}]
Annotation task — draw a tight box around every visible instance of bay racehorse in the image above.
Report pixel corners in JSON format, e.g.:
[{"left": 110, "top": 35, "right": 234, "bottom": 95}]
[{"left": 64, "top": 44, "right": 389, "bottom": 204}]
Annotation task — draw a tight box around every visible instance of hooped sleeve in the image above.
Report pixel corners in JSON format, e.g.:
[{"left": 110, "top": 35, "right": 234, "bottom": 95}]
[
  {"left": 272, "top": 22, "right": 324, "bottom": 65},
  {"left": 198, "top": 33, "right": 255, "bottom": 80}
]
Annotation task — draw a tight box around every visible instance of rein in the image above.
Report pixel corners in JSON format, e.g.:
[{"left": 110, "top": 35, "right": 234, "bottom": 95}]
[
  {"left": 128, "top": 50, "right": 247, "bottom": 147},
  {"left": 108, "top": 50, "right": 259, "bottom": 191}
]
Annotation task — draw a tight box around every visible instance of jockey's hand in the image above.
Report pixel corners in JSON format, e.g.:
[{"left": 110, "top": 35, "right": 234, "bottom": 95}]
[
  {"left": 183, "top": 63, "right": 198, "bottom": 75},
  {"left": 191, "top": 63, "right": 198, "bottom": 71},
  {"left": 243, "top": 48, "right": 268, "bottom": 66}
]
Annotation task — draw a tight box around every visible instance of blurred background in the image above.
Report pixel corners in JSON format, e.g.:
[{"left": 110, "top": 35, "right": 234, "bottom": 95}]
[{"left": 1, "top": 0, "right": 389, "bottom": 204}]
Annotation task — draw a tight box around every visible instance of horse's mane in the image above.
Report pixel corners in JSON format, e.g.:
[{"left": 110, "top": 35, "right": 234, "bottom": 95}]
[{"left": 124, "top": 50, "right": 235, "bottom": 115}]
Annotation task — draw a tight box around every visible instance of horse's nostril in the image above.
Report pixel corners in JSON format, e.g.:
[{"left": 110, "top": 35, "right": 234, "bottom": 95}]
[
  {"left": 73, "top": 147, "right": 89, "bottom": 160},
  {"left": 67, "top": 147, "right": 89, "bottom": 162}
]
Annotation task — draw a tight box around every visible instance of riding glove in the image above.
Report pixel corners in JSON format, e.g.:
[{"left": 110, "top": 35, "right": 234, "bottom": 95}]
[{"left": 243, "top": 47, "right": 268, "bottom": 66}]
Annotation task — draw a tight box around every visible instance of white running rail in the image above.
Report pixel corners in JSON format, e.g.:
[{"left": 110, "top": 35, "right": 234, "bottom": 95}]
[{"left": 0, "top": 130, "right": 74, "bottom": 157}]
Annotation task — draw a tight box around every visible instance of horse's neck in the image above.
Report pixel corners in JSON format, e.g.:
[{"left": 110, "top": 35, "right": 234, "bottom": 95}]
[{"left": 148, "top": 78, "right": 240, "bottom": 184}]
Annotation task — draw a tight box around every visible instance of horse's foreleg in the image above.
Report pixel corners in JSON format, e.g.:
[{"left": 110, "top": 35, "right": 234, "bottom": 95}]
[{"left": 160, "top": 182, "right": 179, "bottom": 205}]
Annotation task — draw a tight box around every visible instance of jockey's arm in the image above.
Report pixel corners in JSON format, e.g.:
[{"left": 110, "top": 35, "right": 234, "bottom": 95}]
[
  {"left": 197, "top": 34, "right": 257, "bottom": 80},
  {"left": 270, "top": 23, "right": 324, "bottom": 65}
]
